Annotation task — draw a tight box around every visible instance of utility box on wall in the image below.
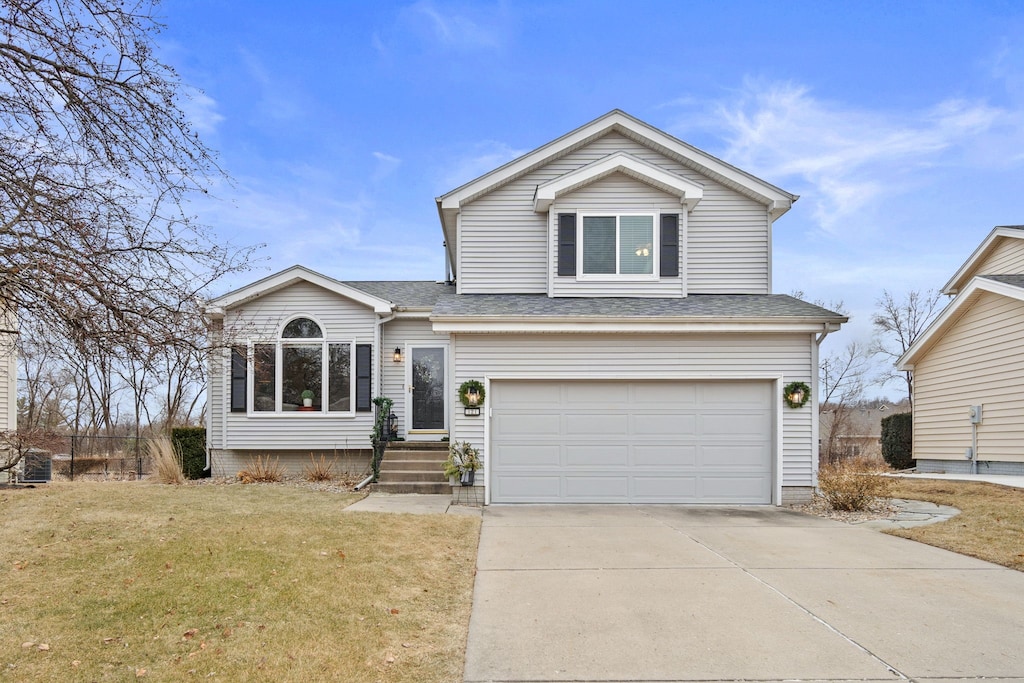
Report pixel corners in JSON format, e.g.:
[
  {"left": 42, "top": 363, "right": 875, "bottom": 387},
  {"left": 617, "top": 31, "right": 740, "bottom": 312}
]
[{"left": 969, "top": 405, "right": 983, "bottom": 424}]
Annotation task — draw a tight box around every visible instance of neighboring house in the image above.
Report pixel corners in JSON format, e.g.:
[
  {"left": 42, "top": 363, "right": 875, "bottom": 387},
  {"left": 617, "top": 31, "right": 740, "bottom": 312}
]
[
  {"left": 898, "top": 225, "right": 1024, "bottom": 475},
  {"left": 206, "top": 110, "right": 846, "bottom": 504},
  {"left": 818, "top": 400, "right": 909, "bottom": 463}
]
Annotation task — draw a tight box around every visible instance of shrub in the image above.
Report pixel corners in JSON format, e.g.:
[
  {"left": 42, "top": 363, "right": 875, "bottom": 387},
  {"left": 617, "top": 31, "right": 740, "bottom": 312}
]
[
  {"left": 237, "top": 455, "right": 285, "bottom": 483},
  {"left": 817, "top": 456, "right": 893, "bottom": 511},
  {"left": 303, "top": 454, "right": 336, "bottom": 482},
  {"left": 171, "top": 427, "right": 208, "bottom": 479},
  {"left": 149, "top": 437, "right": 184, "bottom": 485},
  {"left": 880, "top": 412, "right": 914, "bottom": 470}
]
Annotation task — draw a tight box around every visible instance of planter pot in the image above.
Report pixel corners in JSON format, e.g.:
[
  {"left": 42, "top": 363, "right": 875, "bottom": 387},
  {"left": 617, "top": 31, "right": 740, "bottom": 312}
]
[
  {"left": 460, "top": 470, "right": 475, "bottom": 487},
  {"left": 302, "top": 398, "right": 313, "bottom": 407}
]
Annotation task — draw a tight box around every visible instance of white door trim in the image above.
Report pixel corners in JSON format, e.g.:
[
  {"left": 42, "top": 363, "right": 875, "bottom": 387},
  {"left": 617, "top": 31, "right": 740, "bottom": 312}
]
[{"left": 405, "top": 343, "right": 450, "bottom": 440}]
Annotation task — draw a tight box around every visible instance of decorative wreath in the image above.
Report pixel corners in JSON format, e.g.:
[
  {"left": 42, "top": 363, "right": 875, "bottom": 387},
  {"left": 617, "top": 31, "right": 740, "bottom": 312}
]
[
  {"left": 458, "top": 379, "right": 486, "bottom": 407},
  {"left": 783, "top": 381, "right": 811, "bottom": 409}
]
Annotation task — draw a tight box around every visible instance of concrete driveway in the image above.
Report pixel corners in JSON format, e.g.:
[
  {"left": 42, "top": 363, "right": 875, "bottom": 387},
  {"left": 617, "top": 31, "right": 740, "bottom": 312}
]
[{"left": 464, "top": 505, "right": 1024, "bottom": 682}]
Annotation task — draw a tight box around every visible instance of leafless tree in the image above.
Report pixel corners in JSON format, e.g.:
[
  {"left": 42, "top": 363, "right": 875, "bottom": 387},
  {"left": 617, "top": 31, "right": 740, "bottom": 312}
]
[
  {"left": 818, "top": 341, "right": 872, "bottom": 463},
  {"left": 871, "top": 289, "right": 943, "bottom": 406},
  {"left": 0, "top": 0, "right": 258, "bottom": 363}
]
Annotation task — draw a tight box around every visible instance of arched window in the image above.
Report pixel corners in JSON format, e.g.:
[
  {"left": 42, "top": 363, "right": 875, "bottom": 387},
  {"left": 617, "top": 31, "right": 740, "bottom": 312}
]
[{"left": 251, "top": 316, "right": 353, "bottom": 413}]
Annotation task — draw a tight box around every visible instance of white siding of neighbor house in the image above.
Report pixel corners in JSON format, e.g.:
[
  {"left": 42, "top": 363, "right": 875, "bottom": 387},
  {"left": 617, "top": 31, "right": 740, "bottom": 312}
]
[
  {"left": 550, "top": 172, "right": 683, "bottom": 297},
  {"left": 210, "top": 280, "right": 379, "bottom": 453},
  {"left": 0, "top": 332, "right": 15, "bottom": 433},
  {"left": 972, "top": 238, "right": 1024, "bottom": 278},
  {"left": 912, "top": 290, "right": 1024, "bottom": 463},
  {"left": 381, "top": 317, "right": 451, "bottom": 436},
  {"left": 457, "top": 131, "right": 771, "bottom": 296},
  {"left": 449, "top": 332, "right": 816, "bottom": 487}
]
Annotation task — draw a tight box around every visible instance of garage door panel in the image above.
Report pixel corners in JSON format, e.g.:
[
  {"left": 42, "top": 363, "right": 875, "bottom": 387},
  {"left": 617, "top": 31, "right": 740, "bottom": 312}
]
[
  {"left": 494, "top": 445, "right": 562, "bottom": 467},
  {"left": 491, "top": 380, "right": 773, "bottom": 504},
  {"left": 633, "top": 445, "right": 697, "bottom": 466},
  {"left": 495, "top": 413, "right": 562, "bottom": 437},
  {"left": 633, "top": 414, "right": 697, "bottom": 436},
  {"left": 701, "top": 445, "right": 771, "bottom": 468},
  {"left": 565, "top": 413, "right": 629, "bottom": 435},
  {"left": 633, "top": 476, "right": 699, "bottom": 500},
  {"left": 701, "top": 412, "right": 771, "bottom": 436},
  {"left": 565, "top": 475, "right": 629, "bottom": 500},
  {"left": 701, "top": 476, "right": 772, "bottom": 502}
]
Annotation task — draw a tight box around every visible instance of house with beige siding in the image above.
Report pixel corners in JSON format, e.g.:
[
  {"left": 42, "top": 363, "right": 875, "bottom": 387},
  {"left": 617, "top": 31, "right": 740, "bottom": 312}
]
[
  {"left": 206, "top": 110, "right": 846, "bottom": 504},
  {"left": 898, "top": 226, "right": 1024, "bottom": 475}
]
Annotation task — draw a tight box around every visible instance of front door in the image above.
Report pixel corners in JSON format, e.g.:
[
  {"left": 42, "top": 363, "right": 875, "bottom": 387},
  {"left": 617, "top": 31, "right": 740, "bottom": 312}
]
[{"left": 408, "top": 345, "right": 447, "bottom": 436}]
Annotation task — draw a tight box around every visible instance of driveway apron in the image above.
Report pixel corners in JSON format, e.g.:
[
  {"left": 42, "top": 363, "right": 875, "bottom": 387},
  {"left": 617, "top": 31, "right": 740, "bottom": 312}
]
[{"left": 464, "top": 505, "right": 1024, "bottom": 683}]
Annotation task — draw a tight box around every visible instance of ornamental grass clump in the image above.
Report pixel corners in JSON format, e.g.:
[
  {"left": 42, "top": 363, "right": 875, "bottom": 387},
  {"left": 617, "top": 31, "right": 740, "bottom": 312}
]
[
  {"left": 817, "top": 456, "right": 893, "bottom": 511},
  {"left": 303, "top": 454, "right": 336, "bottom": 482},
  {"left": 150, "top": 436, "right": 185, "bottom": 485},
  {"left": 237, "top": 455, "right": 286, "bottom": 483}
]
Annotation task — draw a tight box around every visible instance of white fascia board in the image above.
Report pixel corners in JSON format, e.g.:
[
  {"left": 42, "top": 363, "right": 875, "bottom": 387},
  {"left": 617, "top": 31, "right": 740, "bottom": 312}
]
[
  {"left": 942, "top": 227, "right": 1024, "bottom": 295},
  {"left": 210, "top": 265, "right": 394, "bottom": 314},
  {"left": 897, "top": 276, "right": 1024, "bottom": 370},
  {"left": 430, "top": 318, "right": 842, "bottom": 334},
  {"left": 533, "top": 151, "right": 704, "bottom": 212},
  {"left": 438, "top": 110, "right": 796, "bottom": 214}
]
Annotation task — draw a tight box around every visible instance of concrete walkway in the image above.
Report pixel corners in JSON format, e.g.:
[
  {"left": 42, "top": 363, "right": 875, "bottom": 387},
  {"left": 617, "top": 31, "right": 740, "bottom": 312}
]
[
  {"left": 342, "top": 492, "right": 481, "bottom": 516},
  {"left": 465, "top": 505, "right": 1024, "bottom": 683},
  {"left": 892, "top": 472, "right": 1024, "bottom": 489}
]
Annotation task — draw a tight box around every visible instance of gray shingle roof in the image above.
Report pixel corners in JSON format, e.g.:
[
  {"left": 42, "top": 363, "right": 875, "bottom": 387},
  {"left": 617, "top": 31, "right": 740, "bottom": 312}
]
[
  {"left": 430, "top": 293, "right": 847, "bottom": 320},
  {"left": 343, "top": 281, "right": 455, "bottom": 309},
  {"left": 979, "top": 274, "right": 1024, "bottom": 289}
]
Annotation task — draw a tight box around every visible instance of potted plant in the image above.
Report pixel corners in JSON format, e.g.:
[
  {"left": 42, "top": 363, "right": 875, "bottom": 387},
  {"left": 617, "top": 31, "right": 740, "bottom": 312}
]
[
  {"left": 300, "top": 389, "right": 315, "bottom": 408},
  {"left": 443, "top": 441, "right": 480, "bottom": 486}
]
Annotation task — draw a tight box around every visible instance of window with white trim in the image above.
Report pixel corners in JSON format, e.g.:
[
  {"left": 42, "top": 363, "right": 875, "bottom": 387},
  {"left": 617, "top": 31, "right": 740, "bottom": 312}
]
[
  {"left": 251, "top": 316, "right": 353, "bottom": 413},
  {"left": 580, "top": 214, "right": 655, "bottom": 277}
]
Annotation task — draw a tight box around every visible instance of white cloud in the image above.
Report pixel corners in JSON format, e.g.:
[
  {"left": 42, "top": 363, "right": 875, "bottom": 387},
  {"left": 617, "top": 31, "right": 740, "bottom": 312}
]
[
  {"left": 405, "top": 0, "right": 503, "bottom": 49},
  {"left": 372, "top": 151, "right": 402, "bottom": 181},
  {"left": 181, "top": 88, "right": 224, "bottom": 135},
  {"left": 437, "top": 140, "right": 528, "bottom": 191},
  {"left": 668, "top": 80, "right": 1016, "bottom": 234}
]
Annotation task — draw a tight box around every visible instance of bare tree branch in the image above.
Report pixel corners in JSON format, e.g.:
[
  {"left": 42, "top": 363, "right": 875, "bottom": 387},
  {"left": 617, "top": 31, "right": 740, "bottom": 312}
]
[{"left": 871, "top": 289, "right": 943, "bottom": 406}]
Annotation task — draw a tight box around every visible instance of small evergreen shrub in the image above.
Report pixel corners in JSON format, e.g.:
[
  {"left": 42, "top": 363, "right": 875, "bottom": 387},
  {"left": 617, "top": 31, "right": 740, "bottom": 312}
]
[
  {"left": 880, "top": 412, "right": 914, "bottom": 470},
  {"left": 171, "top": 427, "right": 208, "bottom": 479}
]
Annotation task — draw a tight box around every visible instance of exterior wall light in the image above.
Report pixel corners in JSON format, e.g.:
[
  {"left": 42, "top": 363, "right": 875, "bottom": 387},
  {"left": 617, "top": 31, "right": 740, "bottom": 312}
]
[
  {"left": 783, "top": 381, "right": 811, "bottom": 409},
  {"left": 393, "top": 347, "right": 403, "bottom": 363}
]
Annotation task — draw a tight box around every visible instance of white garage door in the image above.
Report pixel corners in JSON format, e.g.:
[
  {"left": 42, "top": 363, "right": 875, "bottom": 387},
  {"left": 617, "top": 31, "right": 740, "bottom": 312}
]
[{"left": 489, "top": 380, "right": 774, "bottom": 504}]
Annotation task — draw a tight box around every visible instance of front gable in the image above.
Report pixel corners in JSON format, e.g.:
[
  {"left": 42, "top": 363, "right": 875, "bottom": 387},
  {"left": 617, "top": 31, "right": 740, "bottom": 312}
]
[
  {"left": 443, "top": 114, "right": 792, "bottom": 297},
  {"left": 943, "top": 226, "right": 1024, "bottom": 295}
]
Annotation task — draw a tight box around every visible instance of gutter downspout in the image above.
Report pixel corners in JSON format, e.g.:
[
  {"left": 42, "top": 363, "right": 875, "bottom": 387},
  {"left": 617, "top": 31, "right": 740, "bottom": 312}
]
[{"left": 811, "top": 323, "right": 838, "bottom": 490}]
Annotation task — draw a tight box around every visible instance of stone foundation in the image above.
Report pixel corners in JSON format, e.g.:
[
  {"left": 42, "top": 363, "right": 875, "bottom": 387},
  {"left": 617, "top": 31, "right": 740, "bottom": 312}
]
[{"left": 781, "top": 486, "right": 815, "bottom": 506}]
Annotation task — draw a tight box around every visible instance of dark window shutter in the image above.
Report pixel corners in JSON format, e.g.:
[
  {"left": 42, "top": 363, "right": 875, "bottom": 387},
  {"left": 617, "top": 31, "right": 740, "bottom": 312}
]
[
  {"left": 557, "top": 213, "right": 577, "bottom": 276},
  {"left": 230, "top": 346, "right": 247, "bottom": 413},
  {"left": 660, "top": 214, "right": 680, "bottom": 278},
  {"left": 355, "top": 344, "right": 372, "bottom": 412}
]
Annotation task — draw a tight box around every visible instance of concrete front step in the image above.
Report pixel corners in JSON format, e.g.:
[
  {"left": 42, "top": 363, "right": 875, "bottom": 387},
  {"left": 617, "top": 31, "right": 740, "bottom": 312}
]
[
  {"left": 382, "top": 451, "right": 448, "bottom": 463},
  {"left": 373, "top": 481, "right": 452, "bottom": 494},
  {"left": 387, "top": 441, "right": 449, "bottom": 451},
  {"left": 383, "top": 458, "right": 447, "bottom": 472},
  {"left": 377, "top": 469, "right": 445, "bottom": 483}
]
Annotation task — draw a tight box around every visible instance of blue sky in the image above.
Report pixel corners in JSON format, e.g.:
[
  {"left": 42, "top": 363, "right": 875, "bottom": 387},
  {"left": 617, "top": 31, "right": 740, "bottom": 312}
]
[{"left": 159, "top": 1, "right": 1024, "bottom": 397}]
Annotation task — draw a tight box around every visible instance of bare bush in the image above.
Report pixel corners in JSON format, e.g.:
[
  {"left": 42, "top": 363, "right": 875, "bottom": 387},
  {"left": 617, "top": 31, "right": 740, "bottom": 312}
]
[
  {"left": 303, "top": 454, "right": 336, "bottom": 482},
  {"left": 237, "top": 456, "right": 285, "bottom": 484},
  {"left": 817, "top": 457, "right": 893, "bottom": 511},
  {"left": 149, "top": 437, "right": 184, "bottom": 485}
]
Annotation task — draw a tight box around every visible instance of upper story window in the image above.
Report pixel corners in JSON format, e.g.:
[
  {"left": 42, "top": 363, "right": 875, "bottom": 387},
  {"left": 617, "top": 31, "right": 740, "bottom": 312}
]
[
  {"left": 251, "top": 316, "right": 353, "bottom": 414},
  {"left": 581, "top": 214, "right": 655, "bottom": 277}
]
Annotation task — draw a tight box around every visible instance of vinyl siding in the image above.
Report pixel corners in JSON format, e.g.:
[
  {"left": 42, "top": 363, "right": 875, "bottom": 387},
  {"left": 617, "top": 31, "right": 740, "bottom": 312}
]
[
  {"left": 912, "top": 291, "right": 1024, "bottom": 463},
  {"left": 972, "top": 238, "right": 1024, "bottom": 277},
  {"left": 381, "top": 318, "right": 451, "bottom": 437},
  {"left": 212, "top": 281, "right": 378, "bottom": 451},
  {"left": 450, "top": 332, "right": 816, "bottom": 486},
  {"left": 0, "top": 332, "right": 15, "bottom": 432},
  {"left": 550, "top": 172, "right": 683, "bottom": 297},
  {"left": 458, "top": 131, "right": 770, "bottom": 295}
]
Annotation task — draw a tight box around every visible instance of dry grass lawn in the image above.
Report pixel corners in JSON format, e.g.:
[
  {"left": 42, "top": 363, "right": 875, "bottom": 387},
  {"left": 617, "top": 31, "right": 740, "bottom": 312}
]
[
  {"left": 886, "top": 478, "right": 1024, "bottom": 571},
  {"left": 0, "top": 482, "right": 481, "bottom": 682}
]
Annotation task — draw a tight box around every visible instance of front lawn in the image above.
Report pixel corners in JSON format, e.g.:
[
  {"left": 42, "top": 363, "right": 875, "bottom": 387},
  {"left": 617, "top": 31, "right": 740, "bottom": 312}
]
[
  {"left": 886, "top": 478, "right": 1024, "bottom": 571},
  {"left": 0, "top": 482, "right": 481, "bottom": 682}
]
